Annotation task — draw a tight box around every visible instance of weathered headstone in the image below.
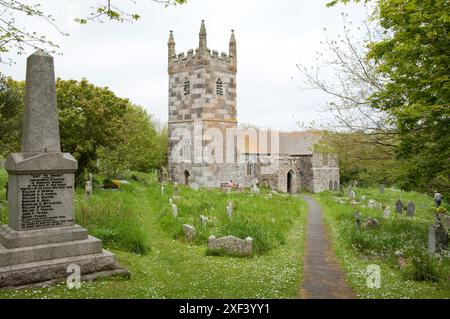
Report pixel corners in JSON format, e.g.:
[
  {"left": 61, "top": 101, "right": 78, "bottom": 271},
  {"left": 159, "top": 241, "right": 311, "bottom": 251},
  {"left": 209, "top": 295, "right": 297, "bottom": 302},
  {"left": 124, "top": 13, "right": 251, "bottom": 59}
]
[
  {"left": 395, "top": 200, "right": 403, "bottom": 214},
  {"left": 0, "top": 51, "right": 127, "bottom": 288},
  {"left": 172, "top": 203, "right": 178, "bottom": 217},
  {"left": 85, "top": 180, "right": 93, "bottom": 198},
  {"left": 161, "top": 186, "right": 164, "bottom": 196},
  {"left": 362, "top": 217, "right": 380, "bottom": 230},
  {"left": 349, "top": 190, "right": 356, "bottom": 200},
  {"left": 208, "top": 235, "right": 253, "bottom": 256},
  {"left": 379, "top": 184, "right": 385, "bottom": 193},
  {"left": 183, "top": 224, "right": 196, "bottom": 241},
  {"left": 360, "top": 195, "right": 366, "bottom": 202},
  {"left": 226, "top": 201, "right": 233, "bottom": 219},
  {"left": 406, "top": 201, "right": 415, "bottom": 217},
  {"left": 354, "top": 211, "right": 361, "bottom": 229},
  {"left": 383, "top": 207, "right": 391, "bottom": 218},
  {"left": 199, "top": 215, "right": 209, "bottom": 227},
  {"left": 368, "top": 199, "right": 376, "bottom": 209},
  {"left": 173, "top": 181, "right": 179, "bottom": 196},
  {"left": 428, "top": 222, "right": 448, "bottom": 253}
]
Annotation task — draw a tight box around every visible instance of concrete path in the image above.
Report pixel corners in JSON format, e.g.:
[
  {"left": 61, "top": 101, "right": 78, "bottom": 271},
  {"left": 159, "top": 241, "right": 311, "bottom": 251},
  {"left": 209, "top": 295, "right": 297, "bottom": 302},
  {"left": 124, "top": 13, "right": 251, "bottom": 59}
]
[{"left": 300, "top": 196, "right": 355, "bottom": 299}]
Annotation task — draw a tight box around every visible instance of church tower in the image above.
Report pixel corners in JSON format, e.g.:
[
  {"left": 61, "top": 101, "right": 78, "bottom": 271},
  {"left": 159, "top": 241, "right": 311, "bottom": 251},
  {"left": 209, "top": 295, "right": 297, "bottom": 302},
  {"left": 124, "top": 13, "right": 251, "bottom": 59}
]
[{"left": 167, "top": 21, "right": 238, "bottom": 187}]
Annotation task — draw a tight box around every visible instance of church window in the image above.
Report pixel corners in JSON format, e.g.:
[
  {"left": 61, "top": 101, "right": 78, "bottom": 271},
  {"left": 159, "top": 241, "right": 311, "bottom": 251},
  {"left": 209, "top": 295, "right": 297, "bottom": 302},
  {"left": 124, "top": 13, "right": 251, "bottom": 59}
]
[
  {"left": 183, "top": 79, "right": 191, "bottom": 95},
  {"left": 216, "top": 78, "right": 224, "bottom": 96},
  {"left": 182, "top": 138, "right": 191, "bottom": 162},
  {"left": 322, "top": 153, "right": 329, "bottom": 166}
]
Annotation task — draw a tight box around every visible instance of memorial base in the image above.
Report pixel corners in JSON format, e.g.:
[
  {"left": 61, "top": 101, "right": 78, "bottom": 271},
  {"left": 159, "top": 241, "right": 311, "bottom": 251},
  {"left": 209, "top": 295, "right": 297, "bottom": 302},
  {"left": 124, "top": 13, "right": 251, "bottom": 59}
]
[
  {"left": 0, "top": 249, "right": 129, "bottom": 289},
  {"left": 0, "top": 224, "right": 129, "bottom": 289}
]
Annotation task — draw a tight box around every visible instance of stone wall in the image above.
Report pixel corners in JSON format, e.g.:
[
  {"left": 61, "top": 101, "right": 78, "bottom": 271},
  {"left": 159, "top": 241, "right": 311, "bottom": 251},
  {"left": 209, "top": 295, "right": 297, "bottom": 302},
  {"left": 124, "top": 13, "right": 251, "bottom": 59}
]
[{"left": 310, "top": 153, "right": 340, "bottom": 192}]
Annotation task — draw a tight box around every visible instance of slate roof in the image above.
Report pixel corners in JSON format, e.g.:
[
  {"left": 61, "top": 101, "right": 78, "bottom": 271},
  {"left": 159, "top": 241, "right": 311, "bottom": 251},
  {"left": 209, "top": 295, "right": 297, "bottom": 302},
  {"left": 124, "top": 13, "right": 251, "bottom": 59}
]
[{"left": 239, "top": 130, "right": 322, "bottom": 155}]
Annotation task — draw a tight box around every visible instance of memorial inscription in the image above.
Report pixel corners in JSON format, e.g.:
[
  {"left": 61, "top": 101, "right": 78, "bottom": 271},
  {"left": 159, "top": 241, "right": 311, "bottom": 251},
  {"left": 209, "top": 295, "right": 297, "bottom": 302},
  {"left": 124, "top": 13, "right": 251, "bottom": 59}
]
[{"left": 18, "top": 173, "right": 74, "bottom": 230}]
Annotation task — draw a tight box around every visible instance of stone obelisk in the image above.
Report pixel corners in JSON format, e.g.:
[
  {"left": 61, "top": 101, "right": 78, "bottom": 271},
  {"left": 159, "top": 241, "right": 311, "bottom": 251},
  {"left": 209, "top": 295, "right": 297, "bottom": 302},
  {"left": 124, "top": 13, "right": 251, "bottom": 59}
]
[{"left": 0, "top": 50, "right": 128, "bottom": 288}]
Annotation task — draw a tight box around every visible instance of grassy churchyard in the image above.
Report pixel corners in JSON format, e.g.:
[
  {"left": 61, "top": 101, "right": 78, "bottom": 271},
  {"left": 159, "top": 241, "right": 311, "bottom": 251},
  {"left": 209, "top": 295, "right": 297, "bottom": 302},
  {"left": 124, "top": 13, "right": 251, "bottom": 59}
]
[
  {"left": 317, "top": 188, "right": 450, "bottom": 298},
  {"left": 0, "top": 165, "right": 448, "bottom": 299},
  {"left": 0, "top": 168, "right": 308, "bottom": 298}
]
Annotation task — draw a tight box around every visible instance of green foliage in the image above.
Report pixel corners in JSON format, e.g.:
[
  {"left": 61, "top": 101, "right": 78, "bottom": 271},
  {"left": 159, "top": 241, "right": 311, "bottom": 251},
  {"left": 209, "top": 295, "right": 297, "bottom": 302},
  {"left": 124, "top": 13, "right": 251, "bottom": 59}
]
[
  {"left": 327, "top": 0, "right": 450, "bottom": 203},
  {"left": 0, "top": 75, "right": 23, "bottom": 157},
  {"left": 0, "top": 77, "right": 166, "bottom": 184},
  {"left": 75, "top": 183, "right": 151, "bottom": 255}
]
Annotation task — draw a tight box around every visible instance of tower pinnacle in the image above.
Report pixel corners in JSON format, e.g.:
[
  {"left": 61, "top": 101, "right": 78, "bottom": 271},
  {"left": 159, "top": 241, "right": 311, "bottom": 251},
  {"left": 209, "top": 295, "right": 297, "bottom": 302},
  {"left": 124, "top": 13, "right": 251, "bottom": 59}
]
[{"left": 199, "top": 20, "right": 207, "bottom": 50}]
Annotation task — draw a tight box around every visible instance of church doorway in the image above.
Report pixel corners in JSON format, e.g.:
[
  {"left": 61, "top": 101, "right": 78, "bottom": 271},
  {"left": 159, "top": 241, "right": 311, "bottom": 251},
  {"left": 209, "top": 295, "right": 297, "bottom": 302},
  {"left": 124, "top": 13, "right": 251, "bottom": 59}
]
[
  {"left": 184, "top": 170, "right": 190, "bottom": 185},
  {"left": 287, "top": 170, "right": 294, "bottom": 194}
]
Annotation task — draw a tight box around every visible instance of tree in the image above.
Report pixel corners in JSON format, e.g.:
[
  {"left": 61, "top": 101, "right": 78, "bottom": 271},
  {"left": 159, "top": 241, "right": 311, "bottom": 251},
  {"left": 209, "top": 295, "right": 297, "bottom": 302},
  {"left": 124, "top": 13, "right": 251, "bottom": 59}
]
[
  {"left": 0, "top": 0, "right": 186, "bottom": 63},
  {"left": 327, "top": 0, "right": 450, "bottom": 196},
  {"left": 96, "top": 104, "right": 163, "bottom": 178},
  {"left": 0, "top": 77, "right": 166, "bottom": 183},
  {"left": 56, "top": 78, "right": 129, "bottom": 183},
  {"left": 0, "top": 75, "right": 23, "bottom": 155},
  {"left": 297, "top": 13, "right": 399, "bottom": 186}
]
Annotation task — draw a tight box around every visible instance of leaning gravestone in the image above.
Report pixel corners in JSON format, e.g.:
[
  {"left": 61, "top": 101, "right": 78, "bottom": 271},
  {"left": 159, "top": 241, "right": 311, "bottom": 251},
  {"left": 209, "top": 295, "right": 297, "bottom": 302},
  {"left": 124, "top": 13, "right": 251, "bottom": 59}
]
[
  {"left": 0, "top": 50, "right": 128, "bottom": 288},
  {"left": 395, "top": 200, "right": 403, "bottom": 214},
  {"left": 406, "top": 201, "right": 415, "bottom": 217}
]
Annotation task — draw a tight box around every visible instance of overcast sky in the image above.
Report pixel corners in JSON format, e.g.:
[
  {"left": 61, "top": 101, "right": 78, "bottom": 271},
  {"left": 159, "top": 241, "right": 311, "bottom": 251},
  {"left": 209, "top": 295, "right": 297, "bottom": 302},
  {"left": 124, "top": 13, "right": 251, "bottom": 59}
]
[{"left": 1, "top": 0, "right": 367, "bottom": 131}]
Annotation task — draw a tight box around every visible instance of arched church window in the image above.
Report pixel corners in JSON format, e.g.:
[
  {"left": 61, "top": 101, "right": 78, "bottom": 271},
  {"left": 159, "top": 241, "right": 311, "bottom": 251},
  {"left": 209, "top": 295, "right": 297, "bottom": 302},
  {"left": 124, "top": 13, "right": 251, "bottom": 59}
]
[
  {"left": 216, "top": 78, "right": 224, "bottom": 96},
  {"left": 182, "top": 138, "right": 191, "bottom": 162},
  {"left": 184, "top": 79, "right": 191, "bottom": 96}
]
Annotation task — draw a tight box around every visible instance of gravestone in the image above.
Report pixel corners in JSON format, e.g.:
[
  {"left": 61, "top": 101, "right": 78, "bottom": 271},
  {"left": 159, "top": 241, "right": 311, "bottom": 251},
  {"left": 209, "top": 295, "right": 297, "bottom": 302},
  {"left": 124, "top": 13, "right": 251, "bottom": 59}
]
[
  {"left": 171, "top": 203, "right": 178, "bottom": 217},
  {"left": 406, "top": 201, "right": 415, "bottom": 217},
  {"left": 208, "top": 235, "right": 253, "bottom": 256},
  {"left": 360, "top": 195, "right": 366, "bottom": 202},
  {"left": 85, "top": 180, "right": 93, "bottom": 198},
  {"left": 395, "top": 200, "right": 403, "bottom": 214},
  {"left": 190, "top": 183, "right": 199, "bottom": 191},
  {"left": 383, "top": 207, "right": 391, "bottom": 218},
  {"left": 349, "top": 190, "right": 356, "bottom": 200},
  {"left": 173, "top": 182, "right": 179, "bottom": 196},
  {"left": 362, "top": 217, "right": 380, "bottom": 230},
  {"left": 428, "top": 222, "right": 448, "bottom": 253},
  {"left": 379, "top": 184, "right": 385, "bottom": 193},
  {"left": 348, "top": 185, "right": 353, "bottom": 196},
  {"left": 199, "top": 215, "right": 208, "bottom": 227},
  {"left": 183, "top": 224, "right": 196, "bottom": 241},
  {"left": 226, "top": 202, "right": 233, "bottom": 219},
  {"left": 354, "top": 211, "right": 361, "bottom": 229},
  {"left": 161, "top": 186, "right": 164, "bottom": 196},
  {"left": 0, "top": 51, "right": 127, "bottom": 288}
]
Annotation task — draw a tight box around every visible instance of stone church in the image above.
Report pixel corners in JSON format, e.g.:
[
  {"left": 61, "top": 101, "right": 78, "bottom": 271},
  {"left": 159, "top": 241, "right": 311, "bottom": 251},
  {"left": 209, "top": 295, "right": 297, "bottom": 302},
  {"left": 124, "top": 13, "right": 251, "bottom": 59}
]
[{"left": 167, "top": 21, "right": 339, "bottom": 193}]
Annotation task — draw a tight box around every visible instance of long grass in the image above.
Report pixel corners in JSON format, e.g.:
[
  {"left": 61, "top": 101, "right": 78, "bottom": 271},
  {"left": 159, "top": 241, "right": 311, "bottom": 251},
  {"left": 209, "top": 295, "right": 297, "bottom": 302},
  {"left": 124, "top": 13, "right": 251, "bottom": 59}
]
[
  {"left": 75, "top": 183, "right": 151, "bottom": 254},
  {"left": 155, "top": 185, "right": 304, "bottom": 255}
]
